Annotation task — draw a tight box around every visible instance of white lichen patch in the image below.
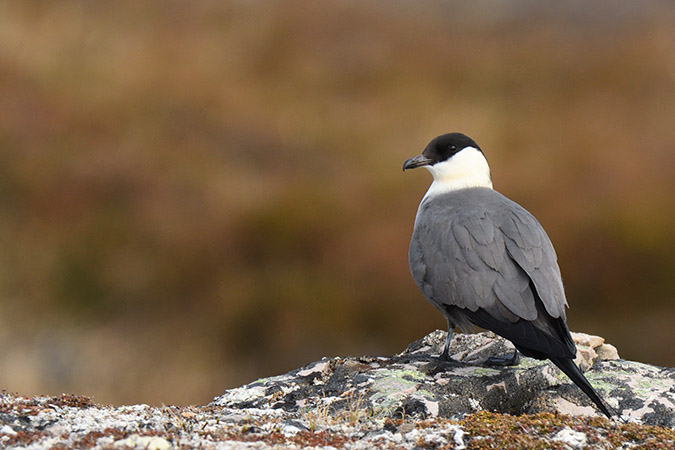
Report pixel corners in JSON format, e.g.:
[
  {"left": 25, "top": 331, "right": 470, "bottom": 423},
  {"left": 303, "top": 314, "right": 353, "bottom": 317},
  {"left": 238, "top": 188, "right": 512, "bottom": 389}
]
[
  {"left": 113, "top": 435, "right": 173, "bottom": 450},
  {"left": 449, "top": 424, "right": 467, "bottom": 449},
  {"left": 468, "top": 398, "right": 482, "bottom": 411},
  {"left": 553, "top": 426, "right": 587, "bottom": 449},
  {"left": 214, "top": 384, "right": 268, "bottom": 405}
]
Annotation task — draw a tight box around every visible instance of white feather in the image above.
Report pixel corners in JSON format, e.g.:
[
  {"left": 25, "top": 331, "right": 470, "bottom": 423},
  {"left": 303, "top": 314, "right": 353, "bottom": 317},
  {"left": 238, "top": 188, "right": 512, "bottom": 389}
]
[{"left": 422, "top": 147, "right": 493, "bottom": 201}]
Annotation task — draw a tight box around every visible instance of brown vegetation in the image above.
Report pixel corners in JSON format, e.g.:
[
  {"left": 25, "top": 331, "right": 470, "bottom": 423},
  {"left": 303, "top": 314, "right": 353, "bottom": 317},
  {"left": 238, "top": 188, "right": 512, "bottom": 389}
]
[{"left": 0, "top": 1, "right": 673, "bottom": 404}]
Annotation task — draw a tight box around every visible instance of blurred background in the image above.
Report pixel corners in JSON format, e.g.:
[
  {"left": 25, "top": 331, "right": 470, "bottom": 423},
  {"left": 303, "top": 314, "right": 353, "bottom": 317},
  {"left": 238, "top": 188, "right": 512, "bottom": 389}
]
[{"left": 0, "top": 1, "right": 674, "bottom": 406}]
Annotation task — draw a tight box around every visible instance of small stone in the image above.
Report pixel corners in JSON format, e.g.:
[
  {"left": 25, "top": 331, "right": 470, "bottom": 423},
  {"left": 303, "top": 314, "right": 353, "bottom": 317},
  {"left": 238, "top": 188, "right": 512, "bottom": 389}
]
[
  {"left": 596, "top": 343, "right": 620, "bottom": 360},
  {"left": 571, "top": 332, "right": 605, "bottom": 349},
  {"left": 297, "top": 361, "right": 329, "bottom": 377},
  {"left": 574, "top": 346, "right": 598, "bottom": 372}
]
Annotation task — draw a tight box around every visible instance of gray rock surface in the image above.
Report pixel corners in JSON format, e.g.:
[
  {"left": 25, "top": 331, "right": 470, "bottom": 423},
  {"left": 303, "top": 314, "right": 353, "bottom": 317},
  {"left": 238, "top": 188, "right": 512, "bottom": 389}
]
[
  {"left": 213, "top": 330, "right": 675, "bottom": 427},
  {"left": 2, "top": 331, "right": 674, "bottom": 449}
]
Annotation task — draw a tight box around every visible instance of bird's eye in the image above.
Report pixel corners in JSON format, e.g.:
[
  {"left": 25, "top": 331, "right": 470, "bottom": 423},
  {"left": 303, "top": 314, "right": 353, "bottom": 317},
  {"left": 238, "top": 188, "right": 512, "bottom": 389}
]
[{"left": 448, "top": 145, "right": 457, "bottom": 151}]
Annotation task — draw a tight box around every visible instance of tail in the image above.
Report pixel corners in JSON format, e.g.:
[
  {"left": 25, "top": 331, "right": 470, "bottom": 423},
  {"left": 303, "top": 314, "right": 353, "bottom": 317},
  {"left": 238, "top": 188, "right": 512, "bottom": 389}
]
[{"left": 550, "top": 357, "right": 613, "bottom": 419}]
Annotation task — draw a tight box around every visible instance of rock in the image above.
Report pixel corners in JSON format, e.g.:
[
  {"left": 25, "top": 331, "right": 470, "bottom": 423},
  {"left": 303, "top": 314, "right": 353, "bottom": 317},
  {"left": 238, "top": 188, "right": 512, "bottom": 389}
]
[
  {"left": 574, "top": 346, "right": 598, "bottom": 372},
  {"left": 596, "top": 343, "right": 620, "bottom": 360},
  {"left": 213, "top": 330, "right": 674, "bottom": 426},
  {"left": 1, "top": 331, "right": 675, "bottom": 449},
  {"left": 571, "top": 332, "right": 605, "bottom": 349},
  {"left": 570, "top": 331, "right": 619, "bottom": 370}
]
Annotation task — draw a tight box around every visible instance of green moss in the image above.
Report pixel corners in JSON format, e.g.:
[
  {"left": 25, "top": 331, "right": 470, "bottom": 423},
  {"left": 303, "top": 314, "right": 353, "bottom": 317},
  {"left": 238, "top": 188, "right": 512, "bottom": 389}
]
[{"left": 514, "top": 358, "right": 548, "bottom": 370}]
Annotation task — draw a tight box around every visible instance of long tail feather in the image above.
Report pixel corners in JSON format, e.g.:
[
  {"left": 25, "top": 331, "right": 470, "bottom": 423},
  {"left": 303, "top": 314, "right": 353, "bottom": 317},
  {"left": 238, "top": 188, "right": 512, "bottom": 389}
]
[{"left": 550, "top": 357, "right": 613, "bottom": 418}]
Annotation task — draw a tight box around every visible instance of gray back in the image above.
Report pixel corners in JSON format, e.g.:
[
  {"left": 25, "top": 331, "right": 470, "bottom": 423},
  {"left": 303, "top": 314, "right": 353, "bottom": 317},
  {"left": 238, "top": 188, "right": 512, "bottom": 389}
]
[{"left": 409, "top": 187, "right": 567, "bottom": 323}]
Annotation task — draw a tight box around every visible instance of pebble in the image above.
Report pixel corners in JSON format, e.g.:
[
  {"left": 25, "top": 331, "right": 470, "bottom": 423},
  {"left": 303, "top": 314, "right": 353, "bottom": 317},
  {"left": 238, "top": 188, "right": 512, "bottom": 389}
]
[
  {"left": 571, "top": 332, "right": 605, "bottom": 349},
  {"left": 596, "top": 343, "right": 620, "bottom": 360}
]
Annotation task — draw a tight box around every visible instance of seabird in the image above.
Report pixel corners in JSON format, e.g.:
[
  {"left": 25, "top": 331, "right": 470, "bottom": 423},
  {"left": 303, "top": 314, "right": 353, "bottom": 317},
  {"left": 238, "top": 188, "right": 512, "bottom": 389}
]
[{"left": 403, "top": 132, "right": 612, "bottom": 418}]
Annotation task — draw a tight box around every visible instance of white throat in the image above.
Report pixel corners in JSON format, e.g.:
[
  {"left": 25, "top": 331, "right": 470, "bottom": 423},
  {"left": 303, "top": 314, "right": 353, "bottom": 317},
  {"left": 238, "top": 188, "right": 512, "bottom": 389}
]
[{"left": 422, "top": 147, "right": 493, "bottom": 200}]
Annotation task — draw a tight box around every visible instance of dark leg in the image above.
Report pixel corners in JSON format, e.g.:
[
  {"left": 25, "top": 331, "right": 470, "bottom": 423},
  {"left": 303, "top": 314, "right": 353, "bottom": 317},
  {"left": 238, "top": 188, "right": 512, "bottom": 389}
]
[
  {"left": 439, "top": 321, "right": 454, "bottom": 361},
  {"left": 485, "top": 350, "right": 520, "bottom": 367}
]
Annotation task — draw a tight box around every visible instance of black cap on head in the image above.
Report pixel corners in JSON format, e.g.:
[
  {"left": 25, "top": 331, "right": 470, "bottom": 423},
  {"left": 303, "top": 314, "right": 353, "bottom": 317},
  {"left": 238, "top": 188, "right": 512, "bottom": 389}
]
[
  {"left": 422, "top": 133, "right": 482, "bottom": 165},
  {"left": 403, "top": 132, "right": 484, "bottom": 171}
]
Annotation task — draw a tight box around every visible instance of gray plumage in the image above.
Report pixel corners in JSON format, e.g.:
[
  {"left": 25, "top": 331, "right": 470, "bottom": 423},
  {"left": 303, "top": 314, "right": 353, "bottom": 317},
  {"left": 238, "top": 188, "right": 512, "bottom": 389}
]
[{"left": 409, "top": 187, "right": 574, "bottom": 359}]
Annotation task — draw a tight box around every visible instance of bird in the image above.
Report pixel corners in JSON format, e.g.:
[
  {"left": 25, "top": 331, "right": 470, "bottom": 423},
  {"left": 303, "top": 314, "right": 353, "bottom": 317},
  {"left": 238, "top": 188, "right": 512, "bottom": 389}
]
[{"left": 403, "top": 132, "right": 613, "bottom": 418}]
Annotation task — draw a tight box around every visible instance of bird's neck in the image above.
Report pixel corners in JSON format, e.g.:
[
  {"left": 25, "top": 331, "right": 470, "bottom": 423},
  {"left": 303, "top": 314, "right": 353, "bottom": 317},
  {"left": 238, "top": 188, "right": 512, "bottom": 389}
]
[{"left": 422, "top": 147, "right": 493, "bottom": 200}]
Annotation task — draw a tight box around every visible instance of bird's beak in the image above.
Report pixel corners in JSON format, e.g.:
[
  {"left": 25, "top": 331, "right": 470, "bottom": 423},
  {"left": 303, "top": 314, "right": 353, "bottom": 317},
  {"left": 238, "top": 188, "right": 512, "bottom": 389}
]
[{"left": 403, "top": 154, "right": 433, "bottom": 171}]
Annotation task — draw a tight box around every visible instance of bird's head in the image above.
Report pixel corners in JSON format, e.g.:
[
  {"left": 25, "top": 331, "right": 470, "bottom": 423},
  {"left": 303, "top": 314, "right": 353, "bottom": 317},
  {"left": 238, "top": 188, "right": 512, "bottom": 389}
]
[{"left": 403, "top": 133, "right": 493, "bottom": 194}]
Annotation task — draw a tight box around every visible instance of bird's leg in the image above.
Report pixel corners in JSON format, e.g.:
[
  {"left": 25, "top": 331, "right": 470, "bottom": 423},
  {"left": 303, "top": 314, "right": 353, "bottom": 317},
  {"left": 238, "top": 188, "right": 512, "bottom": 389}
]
[
  {"left": 485, "top": 350, "right": 520, "bottom": 367},
  {"left": 439, "top": 321, "right": 454, "bottom": 361}
]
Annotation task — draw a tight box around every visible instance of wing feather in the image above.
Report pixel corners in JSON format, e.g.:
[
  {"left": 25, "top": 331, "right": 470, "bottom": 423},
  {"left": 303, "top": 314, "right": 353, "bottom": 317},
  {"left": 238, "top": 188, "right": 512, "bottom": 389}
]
[
  {"left": 409, "top": 188, "right": 568, "bottom": 328},
  {"left": 500, "top": 207, "right": 567, "bottom": 319}
]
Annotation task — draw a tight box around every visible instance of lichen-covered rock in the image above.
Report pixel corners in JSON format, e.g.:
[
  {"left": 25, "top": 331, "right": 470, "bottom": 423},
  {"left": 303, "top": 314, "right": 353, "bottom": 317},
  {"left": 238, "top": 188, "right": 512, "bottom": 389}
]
[
  {"left": 2, "top": 332, "right": 675, "bottom": 449},
  {"left": 212, "top": 330, "right": 675, "bottom": 427}
]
